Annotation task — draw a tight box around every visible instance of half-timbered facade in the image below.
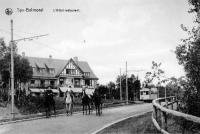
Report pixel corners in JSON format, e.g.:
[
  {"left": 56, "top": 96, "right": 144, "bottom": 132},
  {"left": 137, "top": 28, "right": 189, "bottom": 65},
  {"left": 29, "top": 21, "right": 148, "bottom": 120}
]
[{"left": 25, "top": 55, "right": 98, "bottom": 95}]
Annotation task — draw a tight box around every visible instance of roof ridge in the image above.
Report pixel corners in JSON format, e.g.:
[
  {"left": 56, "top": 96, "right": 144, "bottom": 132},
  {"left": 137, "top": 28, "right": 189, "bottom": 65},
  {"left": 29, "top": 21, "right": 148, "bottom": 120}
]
[
  {"left": 26, "top": 56, "right": 67, "bottom": 61},
  {"left": 26, "top": 56, "right": 87, "bottom": 62}
]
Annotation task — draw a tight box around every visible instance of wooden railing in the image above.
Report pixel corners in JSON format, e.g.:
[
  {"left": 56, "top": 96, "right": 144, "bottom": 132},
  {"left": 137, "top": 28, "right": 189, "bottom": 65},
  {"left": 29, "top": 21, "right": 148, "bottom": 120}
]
[{"left": 152, "top": 96, "right": 200, "bottom": 134}]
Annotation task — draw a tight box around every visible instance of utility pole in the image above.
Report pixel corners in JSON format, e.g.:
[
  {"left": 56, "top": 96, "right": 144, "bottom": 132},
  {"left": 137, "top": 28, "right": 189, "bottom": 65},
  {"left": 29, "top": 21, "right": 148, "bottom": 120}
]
[
  {"left": 9, "top": 20, "right": 48, "bottom": 119},
  {"left": 126, "top": 61, "right": 128, "bottom": 104},
  {"left": 120, "top": 68, "right": 122, "bottom": 100},
  {"left": 10, "top": 19, "right": 14, "bottom": 118}
]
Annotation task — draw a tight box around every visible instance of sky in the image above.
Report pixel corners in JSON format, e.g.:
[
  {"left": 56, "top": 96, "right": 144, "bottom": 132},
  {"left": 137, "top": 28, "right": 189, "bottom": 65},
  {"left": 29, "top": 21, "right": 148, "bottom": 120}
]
[{"left": 0, "top": 0, "right": 196, "bottom": 84}]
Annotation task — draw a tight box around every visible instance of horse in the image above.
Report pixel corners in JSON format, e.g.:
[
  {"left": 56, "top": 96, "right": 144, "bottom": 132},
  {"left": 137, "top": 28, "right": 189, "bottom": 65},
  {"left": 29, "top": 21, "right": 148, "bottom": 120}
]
[
  {"left": 81, "top": 90, "right": 92, "bottom": 115},
  {"left": 93, "top": 90, "right": 103, "bottom": 116},
  {"left": 44, "top": 89, "right": 56, "bottom": 118}
]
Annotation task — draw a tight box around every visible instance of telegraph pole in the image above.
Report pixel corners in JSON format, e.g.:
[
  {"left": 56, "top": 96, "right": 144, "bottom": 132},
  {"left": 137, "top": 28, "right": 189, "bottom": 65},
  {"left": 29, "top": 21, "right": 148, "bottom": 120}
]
[
  {"left": 126, "top": 61, "right": 128, "bottom": 104},
  {"left": 10, "top": 19, "right": 15, "bottom": 118},
  {"left": 9, "top": 22, "right": 48, "bottom": 119},
  {"left": 120, "top": 68, "right": 122, "bottom": 100},
  {"left": 5, "top": 8, "right": 48, "bottom": 119}
]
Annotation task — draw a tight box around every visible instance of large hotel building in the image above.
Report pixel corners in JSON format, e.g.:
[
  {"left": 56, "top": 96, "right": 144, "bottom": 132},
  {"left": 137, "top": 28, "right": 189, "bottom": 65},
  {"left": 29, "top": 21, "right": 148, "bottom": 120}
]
[{"left": 24, "top": 54, "right": 98, "bottom": 96}]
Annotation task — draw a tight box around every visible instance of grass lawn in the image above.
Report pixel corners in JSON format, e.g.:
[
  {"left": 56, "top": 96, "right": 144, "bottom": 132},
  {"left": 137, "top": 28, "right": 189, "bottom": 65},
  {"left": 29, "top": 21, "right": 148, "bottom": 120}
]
[{"left": 97, "top": 112, "right": 161, "bottom": 134}]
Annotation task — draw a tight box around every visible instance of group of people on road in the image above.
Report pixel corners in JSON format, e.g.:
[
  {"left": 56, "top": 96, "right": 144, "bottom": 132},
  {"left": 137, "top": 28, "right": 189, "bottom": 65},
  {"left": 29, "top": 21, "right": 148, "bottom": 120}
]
[{"left": 44, "top": 85, "right": 102, "bottom": 118}]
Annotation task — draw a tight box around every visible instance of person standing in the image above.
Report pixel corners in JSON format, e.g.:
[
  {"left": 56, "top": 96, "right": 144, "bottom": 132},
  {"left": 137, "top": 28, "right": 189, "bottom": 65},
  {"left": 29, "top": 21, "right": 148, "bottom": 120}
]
[{"left": 65, "top": 90, "right": 72, "bottom": 116}]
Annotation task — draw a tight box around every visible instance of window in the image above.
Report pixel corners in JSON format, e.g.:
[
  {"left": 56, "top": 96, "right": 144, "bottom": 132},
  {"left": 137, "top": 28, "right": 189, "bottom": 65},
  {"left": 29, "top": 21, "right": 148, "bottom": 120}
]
[
  {"left": 74, "top": 78, "right": 81, "bottom": 87},
  {"left": 49, "top": 68, "right": 55, "bottom": 74},
  {"left": 84, "top": 72, "right": 90, "bottom": 76},
  {"left": 38, "top": 68, "right": 45, "bottom": 73},
  {"left": 50, "top": 80, "right": 55, "bottom": 86},
  {"left": 41, "top": 80, "right": 45, "bottom": 87},
  {"left": 85, "top": 79, "right": 90, "bottom": 86},
  {"left": 59, "top": 78, "right": 64, "bottom": 86},
  {"left": 31, "top": 80, "right": 35, "bottom": 84},
  {"left": 66, "top": 69, "right": 76, "bottom": 75},
  {"left": 66, "top": 69, "right": 70, "bottom": 74},
  {"left": 146, "top": 91, "right": 149, "bottom": 95}
]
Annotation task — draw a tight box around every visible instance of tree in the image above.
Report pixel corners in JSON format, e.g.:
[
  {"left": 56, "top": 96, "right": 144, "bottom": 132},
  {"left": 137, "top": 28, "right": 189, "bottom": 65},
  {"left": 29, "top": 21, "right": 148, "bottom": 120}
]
[
  {"left": 98, "top": 85, "right": 108, "bottom": 99},
  {"left": 107, "top": 81, "right": 115, "bottom": 99},
  {"left": 132, "top": 79, "right": 141, "bottom": 101},
  {"left": 0, "top": 38, "right": 8, "bottom": 59},
  {"left": 143, "top": 61, "right": 165, "bottom": 98},
  {"left": 116, "top": 74, "right": 126, "bottom": 99},
  {"left": 116, "top": 74, "right": 141, "bottom": 100},
  {"left": 144, "top": 61, "right": 165, "bottom": 87},
  {"left": 0, "top": 38, "right": 33, "bottom": 104},
  {"left": 175, "top": 0, "right": 200, "bottom": 117},
  {"left": 0, "top": 51, "right": 33, "bottom": 86}
]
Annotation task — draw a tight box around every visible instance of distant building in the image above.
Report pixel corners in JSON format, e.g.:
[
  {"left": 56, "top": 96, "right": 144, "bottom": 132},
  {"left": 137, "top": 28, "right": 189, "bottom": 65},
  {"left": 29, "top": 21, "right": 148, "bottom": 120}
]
[{"left": 23, "top": 54, "right": 98, "bottom": 96}]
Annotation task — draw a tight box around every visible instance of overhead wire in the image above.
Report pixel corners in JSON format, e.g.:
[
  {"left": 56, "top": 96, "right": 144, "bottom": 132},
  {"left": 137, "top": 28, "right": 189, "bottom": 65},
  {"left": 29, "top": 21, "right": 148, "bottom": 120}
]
[{"left": 0, "top": 27, "right": 61, "bottom": 53}]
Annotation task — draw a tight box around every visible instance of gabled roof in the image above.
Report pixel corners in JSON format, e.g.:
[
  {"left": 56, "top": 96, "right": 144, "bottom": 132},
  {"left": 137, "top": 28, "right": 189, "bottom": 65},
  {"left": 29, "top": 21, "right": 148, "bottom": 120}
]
[
  {"left": 56, "top": 58, "right": 84, "bottom": 77},
  {"left": 26, "top": 56, "right": 98, "bottom": 79},
  {"left": 27, "top": 57, "right": 67, "bottom": 78},
  {"left": 77, "top": 61, "right": 98, "bottom": 79}
]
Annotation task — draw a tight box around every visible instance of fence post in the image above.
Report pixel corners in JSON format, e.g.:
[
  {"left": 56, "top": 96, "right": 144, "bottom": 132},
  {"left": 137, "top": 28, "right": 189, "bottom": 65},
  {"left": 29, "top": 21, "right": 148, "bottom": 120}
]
[
  {"left": 154, "top": 105, "right": 158, "bottom": 121},
  {"left": 171, "top": 102, "right": 173, "bottom": 110},
  {"left": 161, "top": 111, "right": 168, "bottom": 131},
  {"left": 176, "top": 98, "right": 179, "bottom": 111},
  {"left": 166, "top": 98, "right": 168, "bottom": 108}
]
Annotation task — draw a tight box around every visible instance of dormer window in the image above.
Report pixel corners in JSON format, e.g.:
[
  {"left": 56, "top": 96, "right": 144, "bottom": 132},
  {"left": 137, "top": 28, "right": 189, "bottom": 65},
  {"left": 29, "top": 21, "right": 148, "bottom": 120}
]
[
  {"left": 38, "top": 68, "right": 45, "bottom": 73},
  {"left": 32, "top": 67, "right": 36, "bottom": 72},
  {"left": 49, "top": 68, "right": 55, "bottom": 74}
]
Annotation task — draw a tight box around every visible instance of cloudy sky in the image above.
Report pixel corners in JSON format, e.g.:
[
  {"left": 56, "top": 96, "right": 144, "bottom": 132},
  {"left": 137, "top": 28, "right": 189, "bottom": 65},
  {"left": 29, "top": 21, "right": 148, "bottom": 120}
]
[{"left": 0, "top": 0, "right": 195, "bottom": 84}]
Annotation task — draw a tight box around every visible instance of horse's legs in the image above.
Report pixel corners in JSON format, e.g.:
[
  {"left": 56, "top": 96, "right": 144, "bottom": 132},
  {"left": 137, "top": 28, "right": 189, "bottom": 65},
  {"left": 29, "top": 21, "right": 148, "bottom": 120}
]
[
  {"left": 97, "top": 105, "right": 99, "bottom": 116},
  {"left": 70, "top": 103, "right": 73, "bottom": 115},
  {"left": 69, "top": 103, "right": 72, "bottom": 115},
  {"left": 100, "top": 104, "right": 102, "bottom": 115},
  {"left": 88, "top": 104, "right": 90, "bottom": 115},
  {"left": 48, "top": 105, "right": 51, "bottom": 117},
  {"left": 86, "top": 105, "right": 87, "bottom": 115},
  {"left": 95, "top": 105, "right": 98, "bottom": 115},
  {"left": 46, "top": 107, "right": 48, "bottom": 118},
  {"left": 66, "top": 104, "right": 69, "bottom": 115},
  {"left": 83, "top": 105, "right": 84, "bottom": 115},
  {"left": 53, "top": 103, "right": 56, "bottom": 117}
]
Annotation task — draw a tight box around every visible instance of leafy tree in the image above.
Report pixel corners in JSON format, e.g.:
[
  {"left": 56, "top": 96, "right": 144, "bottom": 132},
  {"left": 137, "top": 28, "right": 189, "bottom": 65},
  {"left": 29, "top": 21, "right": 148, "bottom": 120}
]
[
  {"left": 116, "top": 74, "right": 141, "bottom": 100},
  {"left": 143, "top": 61, "right": 166, "bottom": 98},
  {"left": 0, "top": 38, "right": 33, "bottom": 104},
  {"left": 98, "top": 85, "right": 108, "bottom": 98},
  {"left": 107, "top": 81, "right": 115, "bottom": 99},
  {"left": 144, "top": 61, "right": 165, "bottom": 87},
  {"left": 175, "top": 0, "right": 200, "bottom": 118},
  {"left": 132, "top": 79, "right": 141, "bottom": 101},
  {"left": 0, "top": 38, "right": 8, "bottom": 58},
  {"left": 0, "top": 51, "right": 33, "bottom": 86}
]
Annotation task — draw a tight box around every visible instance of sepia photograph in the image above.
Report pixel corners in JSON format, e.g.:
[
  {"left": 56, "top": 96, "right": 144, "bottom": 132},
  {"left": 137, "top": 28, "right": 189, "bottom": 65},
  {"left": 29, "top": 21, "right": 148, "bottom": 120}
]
[{"left": 0, "top": 0, "right": 200, "bottom": 134}]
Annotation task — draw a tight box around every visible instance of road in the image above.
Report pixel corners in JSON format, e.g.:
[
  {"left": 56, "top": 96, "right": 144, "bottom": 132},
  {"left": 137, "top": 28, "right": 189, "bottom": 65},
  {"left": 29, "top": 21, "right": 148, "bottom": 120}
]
[{"left": 0, "top": 103, "right": 152, "bottom": 134}]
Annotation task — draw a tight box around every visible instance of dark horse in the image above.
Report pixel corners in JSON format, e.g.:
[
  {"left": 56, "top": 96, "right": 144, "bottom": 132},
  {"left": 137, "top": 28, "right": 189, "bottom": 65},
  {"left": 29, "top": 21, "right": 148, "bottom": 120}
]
[
  {"left": 93, "top": 89, "right": 103, "bottom": 116},
  {"left": 44, "top": 89, "right": 56, "bottom": 118},
  {"left": 81, "top": 90, "right": 92, "bottom": 115}
]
